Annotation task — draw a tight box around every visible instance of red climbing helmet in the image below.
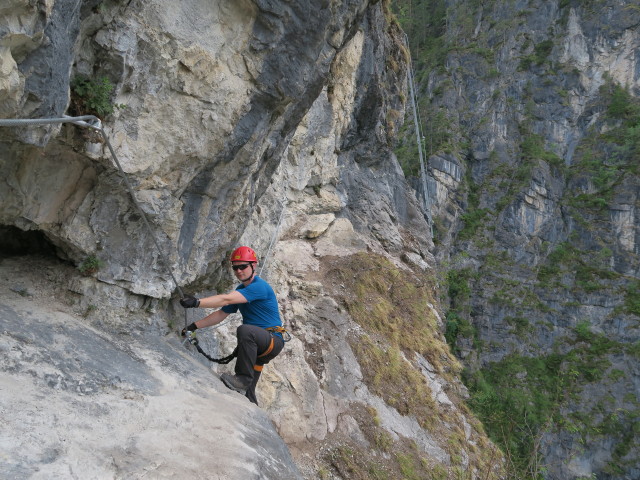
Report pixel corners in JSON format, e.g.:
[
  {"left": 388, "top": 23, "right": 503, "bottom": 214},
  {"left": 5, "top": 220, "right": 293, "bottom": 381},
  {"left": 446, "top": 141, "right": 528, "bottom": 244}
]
[{"left": 230, "top": 246, "right": 258, "bottom": 263}]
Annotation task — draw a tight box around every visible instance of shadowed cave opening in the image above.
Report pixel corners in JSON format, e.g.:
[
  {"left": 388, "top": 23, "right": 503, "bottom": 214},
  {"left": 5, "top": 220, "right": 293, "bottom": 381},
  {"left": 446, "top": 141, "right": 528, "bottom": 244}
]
[{"left": 0, "top": 225, "right": 59, "bottom": 258}]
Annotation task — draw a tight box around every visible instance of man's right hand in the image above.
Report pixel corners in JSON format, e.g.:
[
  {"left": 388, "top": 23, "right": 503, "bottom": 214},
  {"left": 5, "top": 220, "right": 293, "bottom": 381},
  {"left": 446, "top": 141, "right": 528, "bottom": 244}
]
[
  {"left": 181, "top": 322, "right": 198, "bottom": 337},
  {"left": 180, "top": 295, "right": 200, "bottom": 308}
]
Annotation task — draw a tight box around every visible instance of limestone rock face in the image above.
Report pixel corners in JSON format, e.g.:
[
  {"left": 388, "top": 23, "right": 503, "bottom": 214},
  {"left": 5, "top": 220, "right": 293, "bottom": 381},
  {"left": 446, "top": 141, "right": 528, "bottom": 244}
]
[
  {"left": 414, "top": 1, "right": 640, "bottom": 479},
  {"left": 1, "top": 0, "right": 374, "bottom": 297}
]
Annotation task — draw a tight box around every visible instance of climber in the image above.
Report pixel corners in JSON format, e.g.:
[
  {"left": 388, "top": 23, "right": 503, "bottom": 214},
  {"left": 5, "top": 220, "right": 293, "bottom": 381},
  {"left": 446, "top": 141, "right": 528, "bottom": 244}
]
[{"left": 180, "top": 246, "right": 285, "bottom": 405}]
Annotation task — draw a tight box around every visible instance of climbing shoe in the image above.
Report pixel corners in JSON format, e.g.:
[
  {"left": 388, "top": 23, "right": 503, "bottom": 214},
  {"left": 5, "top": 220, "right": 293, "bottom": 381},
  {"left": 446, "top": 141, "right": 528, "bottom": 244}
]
[{"left": 220, "top": 373, "right": 249, "bottom": 394}]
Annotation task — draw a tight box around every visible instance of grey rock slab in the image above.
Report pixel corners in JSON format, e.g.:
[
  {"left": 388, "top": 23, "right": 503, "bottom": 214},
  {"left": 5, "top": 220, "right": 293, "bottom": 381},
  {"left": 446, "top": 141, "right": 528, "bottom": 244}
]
[{"left": 0, "top": 286, "right": 302, "bottom": 479}]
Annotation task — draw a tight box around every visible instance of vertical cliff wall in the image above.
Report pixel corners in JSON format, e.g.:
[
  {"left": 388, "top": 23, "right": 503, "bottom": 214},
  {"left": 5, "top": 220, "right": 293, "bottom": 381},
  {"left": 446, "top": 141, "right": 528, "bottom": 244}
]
[
  {"left": 0, "top": 1, "right": 503, "bottom": 478},
  {"left": 400, "top": 0, "right": 639, "bottom": 478}
]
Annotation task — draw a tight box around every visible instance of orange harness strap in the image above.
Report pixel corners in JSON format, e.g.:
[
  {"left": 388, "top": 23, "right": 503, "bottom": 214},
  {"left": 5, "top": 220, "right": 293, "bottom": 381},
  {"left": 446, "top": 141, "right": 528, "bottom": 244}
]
[
  {"left": 254, "top": 337, "right": 274, "bottom": 372},
  {"left": 257, "top": 337, "right": 275, "bottom": 358}
]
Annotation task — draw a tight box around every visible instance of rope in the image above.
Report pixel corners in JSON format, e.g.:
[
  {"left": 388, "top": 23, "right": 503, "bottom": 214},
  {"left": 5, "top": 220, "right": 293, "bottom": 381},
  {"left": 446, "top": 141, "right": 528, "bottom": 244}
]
[
  {"left": 403, "top": 34, "right": 434, "bottom": 238},
  {"left": 185, "top": 327, "right": 288, "bottom": 364},
  {"left": 258, "top": 195, "right": 287, "bottom": 277},
  {"left": 184, "top": 333, "right": 237, "bottom": 364},
  {"left": 0, "top": 115, "right": 188, "bottom": 324},
  {"left": 0, "top": 116, "right": 98, "bottom": 127}
]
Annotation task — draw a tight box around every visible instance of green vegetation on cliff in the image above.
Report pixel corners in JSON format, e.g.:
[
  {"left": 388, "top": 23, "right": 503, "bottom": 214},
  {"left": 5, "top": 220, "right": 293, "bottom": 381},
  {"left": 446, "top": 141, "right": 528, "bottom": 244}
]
[
  {"left": 396, "top": 1, "right": 640, "bottom": 478},
  {"left": 322, "top": 253, "right": 503, "bottom": 479},
  {"left": 463, "top": 322, "right": 636, "bottom": 478},
  {"left": 70, "top": 76, "right": 125, "bottom": 118}
]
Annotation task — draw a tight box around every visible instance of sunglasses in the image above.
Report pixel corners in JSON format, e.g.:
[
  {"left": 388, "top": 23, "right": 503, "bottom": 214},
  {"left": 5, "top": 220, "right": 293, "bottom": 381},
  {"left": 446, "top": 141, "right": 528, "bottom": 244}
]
[{"left": 232, "top": 264, "right": 252, "bottom": 271}]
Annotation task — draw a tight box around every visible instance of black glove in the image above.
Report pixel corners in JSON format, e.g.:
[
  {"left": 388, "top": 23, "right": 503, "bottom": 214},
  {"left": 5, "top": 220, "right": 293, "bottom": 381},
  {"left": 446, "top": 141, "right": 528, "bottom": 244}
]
[
  {"left": 180, "top": 295, "right": 200, "bottom": 308},
  {"left": 181, "top": 322, "right": 198, "bottom": 337}
]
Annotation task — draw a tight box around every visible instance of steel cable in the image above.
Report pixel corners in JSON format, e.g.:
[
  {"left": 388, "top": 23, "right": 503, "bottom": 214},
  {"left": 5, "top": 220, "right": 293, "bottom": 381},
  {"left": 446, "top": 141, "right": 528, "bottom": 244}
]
[{"left": 0, "top": 115, "right": 188, "bottom": 324}]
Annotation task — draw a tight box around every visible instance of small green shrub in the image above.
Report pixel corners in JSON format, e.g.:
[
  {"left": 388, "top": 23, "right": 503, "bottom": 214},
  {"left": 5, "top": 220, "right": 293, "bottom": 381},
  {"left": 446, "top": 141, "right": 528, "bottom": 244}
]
[
  {"left": 551, "top": 239, "right": 579, "bottom": 264},
  {"left": 447, "top": 268, "right": 473, "bottom": 307},
  {"left": 534, "top": 40, "right": 554, "bottom": 63},
  {"left": 626, "top": 342, "right": 640, "bottom": 358},
  {"left": 445, "top": 268, "right": 478, "bottom": 351},
  {"left": 71, "top": 76, "right": 125, "bottom": 118},
  {"left": 568, "top": 194, "right": 610, "bottom": 211},
  {"left": 505, "top": 316, "right": 530, "bottom": 337},
  {"left": 606, "top": 84, "right": 640, "bottom": 119},
  {"left": 458, "top": 207, "right": 490, "bottom": 241},
  {"left": 519, "top": 39, "right": 555, "bottom": 70},
  {"left": 521, "top": 134, "right": 564, "bottom": 167},
  {"left": 445, "top": 311, "right": 461, "bottom": 348},
  {"left": 78, "top": 255, "right": 104, "bottom": 275}
]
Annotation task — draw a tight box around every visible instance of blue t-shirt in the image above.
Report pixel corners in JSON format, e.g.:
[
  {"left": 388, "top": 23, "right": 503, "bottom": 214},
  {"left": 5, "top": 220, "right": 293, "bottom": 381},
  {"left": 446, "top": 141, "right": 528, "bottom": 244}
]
[{"left": 221, "top": 276, "right": 282, "bottom": 332}]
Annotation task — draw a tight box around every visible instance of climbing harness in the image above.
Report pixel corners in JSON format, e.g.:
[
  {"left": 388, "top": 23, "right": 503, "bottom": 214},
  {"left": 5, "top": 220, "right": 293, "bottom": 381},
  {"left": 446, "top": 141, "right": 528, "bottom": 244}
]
[
  {"left": 266, "top": 326, "right": 291, "bottom": 342},
  {"left": 182, "top": 324, "right": 290, "bottom": 365},
  {"left": 0, "top": 115, "right": 189, "bottom": 325}
]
